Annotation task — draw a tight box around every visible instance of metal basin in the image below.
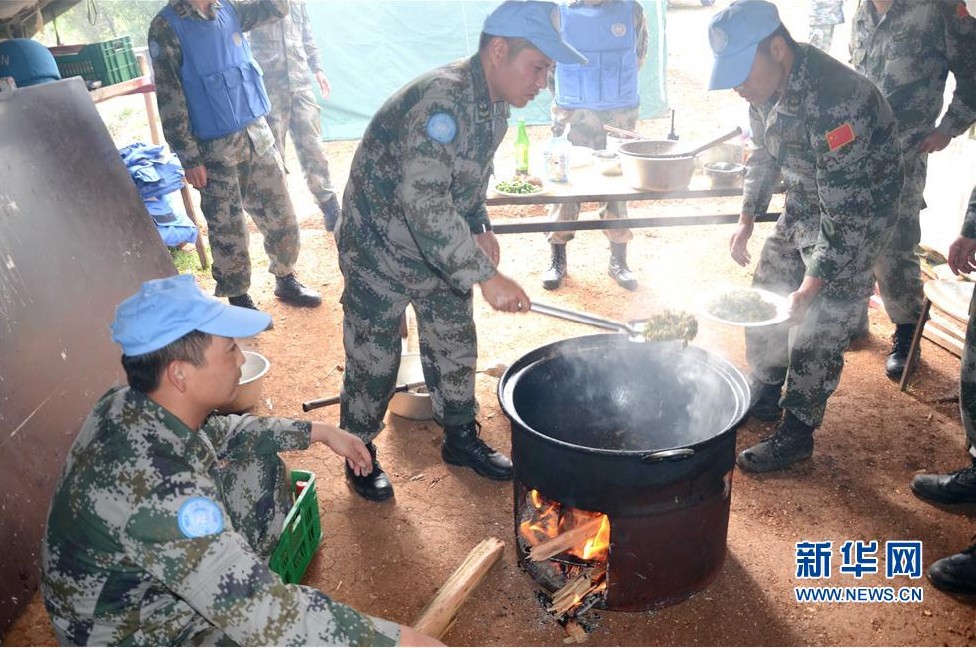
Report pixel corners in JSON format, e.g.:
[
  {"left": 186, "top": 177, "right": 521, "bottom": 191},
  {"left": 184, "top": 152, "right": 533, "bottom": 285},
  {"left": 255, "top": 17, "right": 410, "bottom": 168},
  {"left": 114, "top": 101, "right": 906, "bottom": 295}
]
[{"left": 617, "top": 140, "right": 696, "bottom": 192}]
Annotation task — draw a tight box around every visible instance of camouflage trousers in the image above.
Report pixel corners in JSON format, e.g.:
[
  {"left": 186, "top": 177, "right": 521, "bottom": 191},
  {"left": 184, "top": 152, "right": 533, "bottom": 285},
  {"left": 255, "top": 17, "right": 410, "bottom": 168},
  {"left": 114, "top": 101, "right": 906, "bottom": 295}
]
[
  {"left": 338, "top": 263, "right": 479, "bottom": 442},
  {"left": 963, "top": 293, "right": 976, "bottom": 451},
  {"left": 808, "top": 24, "right": 836, "bottom": 52},
  {"left": 265, "top": 82, "right": 340, "bottom": 224},
  {"left": 547, "top": 105, "right": 639, "bottom": 245},
  {"left": 874, "top": 151, "right": 926, "bottom": 324},
  {"left": 201, "top": 146, "right": 301, "bottom": 298},
  {"left": 746, "top": 231, "right": 876, "bottom": 428},
  {"left": 213, "top": 452, "right": 291, "bottom": 559}
]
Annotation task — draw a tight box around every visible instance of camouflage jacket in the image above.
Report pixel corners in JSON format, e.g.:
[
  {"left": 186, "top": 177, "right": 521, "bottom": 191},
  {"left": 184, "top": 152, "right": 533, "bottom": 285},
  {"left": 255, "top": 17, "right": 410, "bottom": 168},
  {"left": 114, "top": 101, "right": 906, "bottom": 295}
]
[
  {"left": 41, "top": 386, "right": 399, "bottom": 646},
  {"left": 148, "top": 0, "right": 287, "bottom": 170},
  {"left": 744, "top": 44, "right": 903, "bottom": 293},
  {"left": 850, "top": 0, "right": 976, "bottom": 149},
  {"left": 964, "top": 186, "right": 976, "bottom": 239},
  {"left": 338, "top": 54, "right": 507, "bottom": 292},
  {"left": 248, "top": 0, "right": 322, "bottom": 93}
]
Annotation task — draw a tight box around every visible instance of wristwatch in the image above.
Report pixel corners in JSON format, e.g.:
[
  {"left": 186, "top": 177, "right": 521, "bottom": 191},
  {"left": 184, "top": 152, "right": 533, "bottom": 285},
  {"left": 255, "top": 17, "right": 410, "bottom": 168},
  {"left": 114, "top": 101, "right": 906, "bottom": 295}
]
[{"left": 471, "top": 222, "right": 492, "bottom": 234}]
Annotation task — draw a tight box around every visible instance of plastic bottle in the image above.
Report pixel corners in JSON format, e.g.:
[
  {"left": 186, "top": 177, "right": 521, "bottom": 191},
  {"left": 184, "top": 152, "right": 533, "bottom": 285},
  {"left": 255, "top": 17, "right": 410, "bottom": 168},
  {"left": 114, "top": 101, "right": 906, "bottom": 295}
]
[
  {"left": 514, "top": 118, "right": 530, "bottom": 177},
  {"left": 544, "top": 123, "right": 571, "bottom": 183}
]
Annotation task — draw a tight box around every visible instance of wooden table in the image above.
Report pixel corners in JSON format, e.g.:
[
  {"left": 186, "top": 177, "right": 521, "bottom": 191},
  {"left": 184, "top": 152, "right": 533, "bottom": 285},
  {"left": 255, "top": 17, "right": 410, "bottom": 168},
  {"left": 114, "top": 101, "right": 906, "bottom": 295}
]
[
  {"left": 486, "top": 166, "right": 780, "bottom": 235},
  {"left": 90, "top": 56, "right": 209, "bottom": 269}
]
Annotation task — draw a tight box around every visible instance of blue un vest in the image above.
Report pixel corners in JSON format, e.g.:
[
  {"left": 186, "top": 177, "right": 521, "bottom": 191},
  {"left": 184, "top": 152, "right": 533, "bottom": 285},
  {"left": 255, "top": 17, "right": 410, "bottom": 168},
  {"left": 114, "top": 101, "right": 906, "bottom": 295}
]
[
  {"left": 161, "top": 4, "right": 271, "bottom": 140},
  {"left": 554, "top": 1, "right": 639, "bottom": 111}
]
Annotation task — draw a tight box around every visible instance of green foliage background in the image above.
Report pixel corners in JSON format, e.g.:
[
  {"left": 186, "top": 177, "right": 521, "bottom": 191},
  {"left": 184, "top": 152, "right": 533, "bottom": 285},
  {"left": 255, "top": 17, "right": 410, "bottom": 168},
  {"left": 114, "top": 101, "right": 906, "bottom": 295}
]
[{"left": 33, "top": 1, "right": 164, "bottom": 48}]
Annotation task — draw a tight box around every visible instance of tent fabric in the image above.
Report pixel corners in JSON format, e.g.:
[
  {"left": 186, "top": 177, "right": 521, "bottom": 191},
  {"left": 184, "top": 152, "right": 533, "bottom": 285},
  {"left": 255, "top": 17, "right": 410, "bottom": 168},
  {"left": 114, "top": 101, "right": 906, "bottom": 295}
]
[{"left": 305, "top": 0, "right": 668, "bottom": 141}]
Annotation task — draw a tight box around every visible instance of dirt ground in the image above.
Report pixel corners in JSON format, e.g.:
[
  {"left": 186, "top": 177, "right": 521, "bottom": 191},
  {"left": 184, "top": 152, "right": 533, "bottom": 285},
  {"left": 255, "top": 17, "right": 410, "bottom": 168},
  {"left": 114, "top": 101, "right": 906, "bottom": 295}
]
[{"left": 5, "top": 1, "right": 975, "bottom": 646}]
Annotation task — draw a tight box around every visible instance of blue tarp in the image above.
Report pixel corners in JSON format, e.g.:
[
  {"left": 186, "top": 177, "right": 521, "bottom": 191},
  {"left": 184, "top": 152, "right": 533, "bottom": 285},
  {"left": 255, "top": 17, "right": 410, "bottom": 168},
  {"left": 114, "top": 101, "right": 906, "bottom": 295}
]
[{"left": 305, "top": 0, "right": 668, "bottom": 141}]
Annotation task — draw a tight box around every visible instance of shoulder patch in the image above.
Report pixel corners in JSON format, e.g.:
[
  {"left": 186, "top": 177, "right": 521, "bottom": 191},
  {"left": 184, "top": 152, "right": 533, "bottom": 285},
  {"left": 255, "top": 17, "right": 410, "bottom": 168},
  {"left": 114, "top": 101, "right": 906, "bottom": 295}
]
[
  {"left": 177, "top": 497, "right": 224, "bottom": 538},
  {"left": 826, "top": 123, "right": 855, "bottom": 152},
  {"left": 426, "top": 112, "right": 457, "bottom": 144},
  {"left": 148, "top": 40, "right": 161, "bottom": 60},
  {"left": 958, "top": 2, "right": 970, "bottom": 19}
]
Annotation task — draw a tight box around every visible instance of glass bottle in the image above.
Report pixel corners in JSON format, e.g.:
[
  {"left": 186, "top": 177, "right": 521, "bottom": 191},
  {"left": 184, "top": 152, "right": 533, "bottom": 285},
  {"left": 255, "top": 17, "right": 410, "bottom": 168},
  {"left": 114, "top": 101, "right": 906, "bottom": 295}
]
[
  {"left": 544, "top": 123, "right": 571, "bottom": 183},
  {"left": 514, "top": 118, "right": 530, "bottom": 177}
]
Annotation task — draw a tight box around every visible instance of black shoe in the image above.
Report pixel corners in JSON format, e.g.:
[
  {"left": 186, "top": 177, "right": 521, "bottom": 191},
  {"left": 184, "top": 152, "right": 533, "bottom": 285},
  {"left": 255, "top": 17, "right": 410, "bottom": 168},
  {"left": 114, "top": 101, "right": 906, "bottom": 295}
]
[
  {"left": 442, "top": 421, "right": 513, "bottom": 480},
  {"left": 228, "top": 294, "right": 273, "bottom": 329},
  {"left": 910, "top": 459, "right": 976, "bottom": 505},
  {"left": 927, "top": 544, "right": 976, "bottom": 595},
  {"left": 608, "top": 243, "right": 637, "bottom": 291},
  {"left": 885, "top": 323, "right": 918, "bottom": 379},
  {"left": 736, "top": 412, "right": 814, "bottom": 473},
  {"left": 748, "top": 377, "right": 783, "bottom": 422},
  {"left": 274, "top": 274, "right": 322, "bottom": 308},
  {"left": 345, "top": 442, "right": 394, "bottom": 501},
  {"left": 542, "top": 244, "right": 567, "bottom": 291}
]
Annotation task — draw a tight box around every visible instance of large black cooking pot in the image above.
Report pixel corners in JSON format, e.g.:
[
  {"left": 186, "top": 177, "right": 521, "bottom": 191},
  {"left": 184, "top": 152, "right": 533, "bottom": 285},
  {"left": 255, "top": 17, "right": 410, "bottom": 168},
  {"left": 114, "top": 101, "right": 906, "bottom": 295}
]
[{"left": 498, "top": 334, "right": 750, "bottom": 517}]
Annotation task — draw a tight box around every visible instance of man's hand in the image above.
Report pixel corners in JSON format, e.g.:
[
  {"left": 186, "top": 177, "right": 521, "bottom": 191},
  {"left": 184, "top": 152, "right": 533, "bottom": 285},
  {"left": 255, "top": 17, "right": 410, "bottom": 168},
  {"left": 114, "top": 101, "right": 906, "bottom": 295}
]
[
  {"left": 479, "top": 272, "right": 530, "bottom": 313},
  {"left": 310, "top": 422, "right": 372, "bottom": 476},
  {"left": 315, "top": 70, "right": 331, "bottom": 99},
  {"left": 475, "top": 231, "right": 500, "bottom": 266},
  {"left": 729, "top": 217, "right": 755, "bottom": 267},
  {"left": 917, "top": 131, "right": 951, "bottom": 154},
  {"left": 184, "top": 165, "right": 208, "bottom": 189},
  {"left": 948, "top": 235, "right": 976, "bottom": 275},
  {"left": 786, "top": 275, "right": 824, "bottom": 324}
]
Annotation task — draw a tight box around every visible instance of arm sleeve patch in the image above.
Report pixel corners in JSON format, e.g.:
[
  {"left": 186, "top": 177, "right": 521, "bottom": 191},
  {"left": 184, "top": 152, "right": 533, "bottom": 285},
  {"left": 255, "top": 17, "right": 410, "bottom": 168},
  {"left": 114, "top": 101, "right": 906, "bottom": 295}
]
[
  {"left": 426, "top": 112, "right": 458, "bottom": 144},
  {"left": 177, "top": 497, "right": 224, "bottom": 538}
]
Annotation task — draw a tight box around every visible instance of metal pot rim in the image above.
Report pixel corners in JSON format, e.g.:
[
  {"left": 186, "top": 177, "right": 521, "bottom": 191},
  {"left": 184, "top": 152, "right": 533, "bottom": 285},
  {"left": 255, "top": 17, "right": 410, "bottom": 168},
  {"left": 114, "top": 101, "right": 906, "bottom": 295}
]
[{"left": 497, "top": 334, "right": 749, "bottom": 457}]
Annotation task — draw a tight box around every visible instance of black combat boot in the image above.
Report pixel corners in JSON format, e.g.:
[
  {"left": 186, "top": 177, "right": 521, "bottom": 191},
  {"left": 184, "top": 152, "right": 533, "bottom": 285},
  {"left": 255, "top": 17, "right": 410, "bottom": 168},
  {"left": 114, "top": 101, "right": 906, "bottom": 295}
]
[
  {"left": 442, "top": 421, "right": 513, "bottom": 480},
  {"left": 274, "top": 274, "right": 322, "bottom": 308},
  {"left": 748, "top": 377, "right": 784, "bottom": 422},
  {"left": 910, "top": 457, "right": 976, "bottom": 505},
  {"left": 228, "top": 293, "right": 273, "bottom": 329},
  {"left": 736, "top": 412, "right": 815, "bottom": 473},
  {"left": 608, "top": 243, "right": 637, "bottom": 291},
  {"left": 885, "top": 323, "right": 918, "bottom": 379},
  {"left": 927, "top": 544, "right": 976, "bottom": 595},
  {"left": 542, "top": 244, "right": 567, "bottom": 291},
  {"left": 345, "top": 442, "right": 394, "bottom": 502}
]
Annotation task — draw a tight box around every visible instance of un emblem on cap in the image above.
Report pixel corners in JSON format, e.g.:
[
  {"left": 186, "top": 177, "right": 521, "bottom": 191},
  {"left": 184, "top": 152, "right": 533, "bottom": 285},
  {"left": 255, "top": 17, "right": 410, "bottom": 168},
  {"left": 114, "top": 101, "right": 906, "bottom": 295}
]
[
  {"left": 709, "top": 26, "right": 729, "bottom": 53},
  {"left": 177, "top": 497, "right": 224, "bottom": 538}
]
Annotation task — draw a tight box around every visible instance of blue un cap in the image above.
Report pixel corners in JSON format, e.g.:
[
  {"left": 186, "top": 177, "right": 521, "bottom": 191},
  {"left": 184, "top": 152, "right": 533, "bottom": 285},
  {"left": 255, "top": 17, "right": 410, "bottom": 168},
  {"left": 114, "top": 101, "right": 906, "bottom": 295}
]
[
  {"left": 707, "top": 0, "right": 782, "bottom": 90},
  {"left": 483, "top": 1, "right": 587, "bottom": 65},
  {"left": 111, "top": 275, "right": 271, "bottom": 356}
]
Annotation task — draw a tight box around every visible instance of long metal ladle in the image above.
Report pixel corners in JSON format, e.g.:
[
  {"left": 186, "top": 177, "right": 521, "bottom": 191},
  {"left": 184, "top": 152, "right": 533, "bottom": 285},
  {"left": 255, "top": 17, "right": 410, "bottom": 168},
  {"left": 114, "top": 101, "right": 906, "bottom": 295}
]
[{"left": 530, "top": 301, "right": 643, "bottom": 337}]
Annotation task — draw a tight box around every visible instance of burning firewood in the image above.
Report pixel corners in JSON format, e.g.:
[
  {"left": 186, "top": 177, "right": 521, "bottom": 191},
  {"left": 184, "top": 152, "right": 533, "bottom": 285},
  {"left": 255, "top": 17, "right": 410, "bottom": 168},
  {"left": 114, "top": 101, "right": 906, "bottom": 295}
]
[
  {"left": 547, "top": 569, "right": 607, "bottom": 618},
  {"left": 528, "top": 517, "right": 604, "bottom": 562},
  {"left": 412, "top": 537, "right": 505, "bottom": 639}
]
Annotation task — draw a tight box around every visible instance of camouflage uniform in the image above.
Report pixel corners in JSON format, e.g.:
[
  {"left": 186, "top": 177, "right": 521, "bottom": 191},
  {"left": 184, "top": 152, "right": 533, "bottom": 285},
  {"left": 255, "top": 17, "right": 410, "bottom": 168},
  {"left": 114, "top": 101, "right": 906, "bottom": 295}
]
[
  {"left": 850, "top": 0, "right": 976, "bottom": 326},
  {"left": 548, "top": 1, "right": 648, "bottom": 245},
  {"left": 336, "top": 54, "right": 506, "bottom": 440},
  {"left": 41, "top": 386, "right": 399, "bottom": 646},
  {"left": 743, "top": 44, "right": 903, "bottom": 428},
  {"left": 962, "top": 187, "right": 976, "bottom": 451},
  {"left": 248, "top": 0, "right": 340, "bottom": 226},
  {"left": 808, "top": 0, "right": 844, "bottom": 52},
  {"left": 149, "top": 0, "right": 303, "bottom": 298}
]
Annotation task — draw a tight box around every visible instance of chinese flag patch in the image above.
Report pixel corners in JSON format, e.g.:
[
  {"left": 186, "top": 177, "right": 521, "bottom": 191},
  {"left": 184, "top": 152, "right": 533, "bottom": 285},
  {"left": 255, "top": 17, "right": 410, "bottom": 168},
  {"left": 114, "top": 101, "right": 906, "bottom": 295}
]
[
  {"left": 826, "top": 123, "right": 855, "bottom": 152},
  {"left": 957, "top": 2, "right": 970, "bottom": 19}
]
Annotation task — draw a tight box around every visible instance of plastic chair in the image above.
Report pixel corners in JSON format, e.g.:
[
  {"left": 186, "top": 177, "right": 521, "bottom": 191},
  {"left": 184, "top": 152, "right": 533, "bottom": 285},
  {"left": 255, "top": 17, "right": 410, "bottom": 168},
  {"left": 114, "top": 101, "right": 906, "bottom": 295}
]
[{"left": 899, "top": 279, "right": 974, "bottom": 391}]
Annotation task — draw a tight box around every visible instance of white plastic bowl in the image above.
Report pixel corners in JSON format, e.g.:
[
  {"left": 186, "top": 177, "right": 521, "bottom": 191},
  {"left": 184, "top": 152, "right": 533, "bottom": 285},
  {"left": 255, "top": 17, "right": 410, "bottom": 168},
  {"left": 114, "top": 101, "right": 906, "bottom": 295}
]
[{"left": 219, "top": 350, "right": 270, "bottom": 414}]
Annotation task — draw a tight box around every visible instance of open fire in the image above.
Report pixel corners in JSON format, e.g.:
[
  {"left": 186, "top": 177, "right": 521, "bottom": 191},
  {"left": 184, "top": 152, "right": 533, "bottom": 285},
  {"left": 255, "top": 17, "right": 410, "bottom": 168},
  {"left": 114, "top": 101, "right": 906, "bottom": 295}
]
[{"left": 517, "top": 489, "right": 611, "bottom": 634}]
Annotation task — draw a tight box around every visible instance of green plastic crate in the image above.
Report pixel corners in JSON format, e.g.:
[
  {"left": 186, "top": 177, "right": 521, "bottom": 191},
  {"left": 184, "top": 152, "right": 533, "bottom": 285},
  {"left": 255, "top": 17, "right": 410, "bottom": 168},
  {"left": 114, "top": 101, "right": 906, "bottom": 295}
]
[
  {"left": 51, "top": 37, "right": 139, "bottom": 87},
  {"left": 269, "top": 469, "right": 322, "bottom": 584}
]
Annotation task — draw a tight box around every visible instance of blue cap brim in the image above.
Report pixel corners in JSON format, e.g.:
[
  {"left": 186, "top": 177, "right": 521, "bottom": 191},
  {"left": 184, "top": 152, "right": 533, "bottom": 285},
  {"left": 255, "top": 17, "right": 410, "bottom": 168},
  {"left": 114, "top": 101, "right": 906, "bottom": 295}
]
[
  {"left": 196, "top": 305, "right": 272, "bottom": 339},
  {"left": 533, "top": 39, "right": 588, "bottom": 65},
  {"left": 708, "top": 42, "right": 758, "bottom": 90}
]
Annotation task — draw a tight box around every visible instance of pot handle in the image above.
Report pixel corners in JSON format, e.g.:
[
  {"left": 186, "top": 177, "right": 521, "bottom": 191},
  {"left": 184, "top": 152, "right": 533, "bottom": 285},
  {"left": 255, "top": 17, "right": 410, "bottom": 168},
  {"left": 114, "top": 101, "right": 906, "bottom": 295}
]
[{"left": 640, "top": 448, "right": 695, "bottom": 463}]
